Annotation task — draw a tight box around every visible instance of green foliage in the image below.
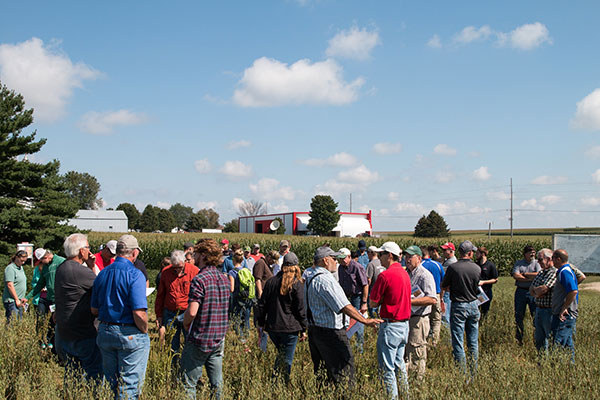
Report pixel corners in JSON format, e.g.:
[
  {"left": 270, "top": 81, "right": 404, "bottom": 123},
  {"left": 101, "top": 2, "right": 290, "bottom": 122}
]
[
  {"left": 414, "top": 210, "right": 450, "bottom": 237},
  {"left": 139, "top": 205, "right": 160, "bottom": 232},
  {"left": 185, "top": 208, "right": 220, "bottom": 232},
  {"left": 307, "top": 195, "right": 340, "bottom": 236},
  {"left": 269, "top": 217, "right": 285, "bottom": 235},
  {"left": 61, "top": 171, "right": 102, "bottom": 210},
  {"left": 0, "top": 81, "right": 78, "bottom": 256},
  {"left": 169, "top": 203, "right": 193, "bottom": 228},
  {"left": 157, "top": 208, "right": 176, "bottom": 233},
  {"left": 197, "top": 208, "right": 220, "bottom": 229},
  {"left": 223, "top": 218, "right": 239, "bottom": 233},
  {"left": 116, "top": 202, "right": 140, "bottom": 230}
]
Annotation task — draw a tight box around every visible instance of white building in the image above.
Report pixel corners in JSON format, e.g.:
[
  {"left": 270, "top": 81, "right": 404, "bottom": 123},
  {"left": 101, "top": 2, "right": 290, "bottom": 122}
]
[
  {"left": 68, "top": 210, "right": 128, "bottom": 232},
  {"left": 239, "top": 211, "right": 372, "bottom": 237}
]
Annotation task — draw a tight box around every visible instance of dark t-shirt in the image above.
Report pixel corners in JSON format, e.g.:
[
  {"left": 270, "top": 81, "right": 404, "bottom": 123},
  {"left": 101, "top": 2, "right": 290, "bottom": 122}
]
[
  {"left": 441, "top": 258, "right": 481, "bottom": 303},
  {"left": 253, "top": 258, "right": 273, "bottom": 286},
  {"left": 478, "top": 260, "right": 498, "bottom": 293},
  {"left": 54, "top": 259, "right": 97, "bottom": 341},
  {"left": 134, "top": 259, "right": 149, "bottom": 281}
]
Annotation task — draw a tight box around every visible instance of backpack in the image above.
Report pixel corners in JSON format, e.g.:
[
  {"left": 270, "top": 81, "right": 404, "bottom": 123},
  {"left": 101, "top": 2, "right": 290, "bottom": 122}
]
[{"left": 236, "top": 268, "right": 256, "bottom": 304}]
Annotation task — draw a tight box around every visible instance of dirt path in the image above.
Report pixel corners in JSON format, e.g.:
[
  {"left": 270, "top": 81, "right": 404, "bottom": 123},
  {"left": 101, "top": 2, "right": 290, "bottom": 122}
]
[{"left": 579, "top": 282, "right": 600, "bottom": 292}]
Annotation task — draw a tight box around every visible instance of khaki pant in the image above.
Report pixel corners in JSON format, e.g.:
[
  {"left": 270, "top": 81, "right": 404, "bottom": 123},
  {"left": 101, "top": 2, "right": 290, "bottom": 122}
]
[
  {"left": 406, "top": 315, "right": 430, "bottom": 379},
  {"left": 429, "top": 294, "right": 442, "bottom": 346}
]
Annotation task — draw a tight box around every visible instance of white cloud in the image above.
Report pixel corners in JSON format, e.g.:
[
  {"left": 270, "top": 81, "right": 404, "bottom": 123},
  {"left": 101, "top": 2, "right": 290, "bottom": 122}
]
[
  {"left": 196, "top": 201, "right": 217, "bottom": 210},
  {"left": 249, "top": 178, "right": 299, "bottom": 201},
  {"left": 78, "top": 110, "right": 148, "bottom": 134},
  {"left": 373, "top": 142, "right": 402, "bottom": 155},
  {"left": 267, "top": 202, "right": 290, "bottom": 213},
  {"left": 520, "top": 198, "right": 545, "bottom": 210},
  {"left": 585, "top": 146, "right": 600, "bottom": 158},
  {"left": 226, "top": 140, "right": 251, "bottom": 150},
  {"left": 570, "top": 89, "right": 600, "bottom": 131},
  {"left": 315, "top": 164, "right": 381, "bottom": 194},
  {"left": 0, "top": 38, "right": 101, "bottom": 123},
  {"left": 388, "top": 192, "right": 400, "bottom": 201},
  {"left": 231, "top": 198, "right": 245, "bottom": 210},
  {"left": 338, "top": 164, "right": 381, "bottom": 184},
  {"left": 541, "top": 195, "right": 561, "bottom": 205},
  {"left": 593, "top": 169, "right": 600, "bottom": 183},
  {"left": 453, "top": 25, "right": 492, "bottom": 44},
  {"left": 194, "top": 159, "right": 212, "bottom": 174},
  {"left": 581, "top": 197, "right": 600, "bottom": 206},
  {"left": 302, "top": 152, "right": 358, "bottom": 167},
  {"left": 326, "top": 26, "right": 381, "bottom": 60},
  {"left": 220, "top": 161, "right": 252, "bottom": 178},
  {"left": 427, "top": 34, "right": 442, "bottom": 48},
  {"left": 435, "top": 201, "right": 467, "bottom": 215},
  {"left": 486, "top": 191, "right": 510, "bottom": 201},
  {"left": 498, "top": 22, "right": 552, "bottom": 50},
  {"left": 469, "top": 206, "right": 492, "bottom": 214},
  {"left": 233, "top": 57, "right": 364, "bottom": 107},
  {"left": 433, "top": 144, "right": 457, "bottom": 156},
  {"left": 472, "top": 166, "right": 491, "bottom": 181},
  {"left": 395, "top": 202, "right": 427, "bottom": 215},
  {"left": 531, "top": 175, "right": 568, "bottom": 185},
  {"left": 435, "top": 171, "right": 455, "bottom": 183},
  {"left": 156, "top": 201, "right": 171, "bottom": 209}
]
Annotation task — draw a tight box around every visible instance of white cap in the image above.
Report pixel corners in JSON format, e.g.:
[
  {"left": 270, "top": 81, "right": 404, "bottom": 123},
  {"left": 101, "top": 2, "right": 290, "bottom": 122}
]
[
  {"left": 337, "top": 248, "right": 351, "bottom": 258},
  {"left": 367, "top": 245, "right": 379, "bottom": 252},
  {"left": 105, "top": 240, "right": 117, "bottom": 255},
  {"left": 34, "top": 248, "right": 47, "bottom": 260},
  {"left": 373, "top": 242, "right": 402, "bottom": 257}
]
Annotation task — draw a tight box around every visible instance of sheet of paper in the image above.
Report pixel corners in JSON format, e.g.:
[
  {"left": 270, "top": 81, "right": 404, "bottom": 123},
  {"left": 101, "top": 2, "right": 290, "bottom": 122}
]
[
  {"left": 146, "top": 287, "right": 155, "bottom": 297},
  {"left": 411, "top": 284, "right": 425, "bottom": 313},
  {"left": 476, "top": 287, "right": 489, "bottom": 305}
]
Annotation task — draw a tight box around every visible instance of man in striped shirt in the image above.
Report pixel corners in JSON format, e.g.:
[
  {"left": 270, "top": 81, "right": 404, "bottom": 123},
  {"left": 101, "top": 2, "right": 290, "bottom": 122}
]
[
  {"left": 304, "top": 246, "right": 382, "bottom": 388},
  {"left": 181, "top": 239, "right": 230, "bottom": 400},
  {"left": 529, "top": 248, "right": 557, "bottom": 353}
]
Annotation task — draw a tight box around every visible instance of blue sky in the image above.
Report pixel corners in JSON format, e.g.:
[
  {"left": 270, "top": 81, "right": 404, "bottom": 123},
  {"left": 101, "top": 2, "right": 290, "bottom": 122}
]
[{"left": 1, "top": 1, "right": 600, "bottom": 231}]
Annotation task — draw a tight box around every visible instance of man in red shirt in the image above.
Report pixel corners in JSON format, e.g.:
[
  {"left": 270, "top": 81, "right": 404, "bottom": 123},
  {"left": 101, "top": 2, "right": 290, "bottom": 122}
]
[
  {"left": 155, "top": 249, "right": 199, "bottom": 361},
  {"left": 249, "top": 244, "right": 264, "bottom": 262},
  {"left": 370, "top": 241, "right": 411, "bottom": 400},
  {"left": 94, "top": 240, "right": 117, "bottom": 274}
]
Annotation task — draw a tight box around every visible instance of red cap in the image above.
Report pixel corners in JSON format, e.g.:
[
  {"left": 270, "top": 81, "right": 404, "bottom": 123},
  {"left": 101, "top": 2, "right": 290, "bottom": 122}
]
[
  {"left": 441, "top": 242, "right": 455, "bottom": 251},
  {"left": 221, "top": 239, "right": 229, "bottom": 245}
]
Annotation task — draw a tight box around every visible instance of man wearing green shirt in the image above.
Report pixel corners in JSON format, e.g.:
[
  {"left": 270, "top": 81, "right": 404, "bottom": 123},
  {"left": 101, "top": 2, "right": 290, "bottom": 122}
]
[
  {"left": 3, "top": 250, "right": 29, "bottom": 323},
  {"left": 28, "top": 248, "right": 66, "bottom": 350}
]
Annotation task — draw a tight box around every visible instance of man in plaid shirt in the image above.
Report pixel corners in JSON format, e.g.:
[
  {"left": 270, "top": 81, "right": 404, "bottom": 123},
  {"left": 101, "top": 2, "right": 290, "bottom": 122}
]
[
  {"left": 529, "top": 249, "right": 556, "bottom": 353},
  {"left": 181, "top": 239, "right": 230, "bottom": 400}
]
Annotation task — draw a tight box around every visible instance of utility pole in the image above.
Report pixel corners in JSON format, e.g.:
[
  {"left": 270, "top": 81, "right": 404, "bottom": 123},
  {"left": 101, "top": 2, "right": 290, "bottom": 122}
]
[
  {"left": 510, "top": 178, "right": 513, "bottom": 238},
  {"left": 349, "top": 193, "right": 352, "bottom": 213},
  {"left": 488, "top": 222, "right": 491, "bottom": 239}
]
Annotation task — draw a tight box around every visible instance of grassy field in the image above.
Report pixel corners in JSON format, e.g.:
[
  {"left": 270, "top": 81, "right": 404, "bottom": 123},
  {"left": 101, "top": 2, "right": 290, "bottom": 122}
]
[{"left": 0, "top": 273, "right": 599, "bottom": 399}]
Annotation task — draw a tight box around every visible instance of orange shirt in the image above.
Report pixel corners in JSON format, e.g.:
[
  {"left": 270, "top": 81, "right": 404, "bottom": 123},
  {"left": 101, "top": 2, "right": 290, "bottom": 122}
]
[{"left": 155, "top": 263, "right": 200, "bottom": 317}]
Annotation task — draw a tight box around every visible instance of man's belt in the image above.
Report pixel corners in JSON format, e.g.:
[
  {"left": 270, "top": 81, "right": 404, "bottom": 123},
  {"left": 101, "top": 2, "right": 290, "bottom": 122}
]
[
  {"left": 100, "top": 321, "right": 136, "bottom": 327},
  {"left": 382, "top": 318, "right": 409, "bottom": 323}
]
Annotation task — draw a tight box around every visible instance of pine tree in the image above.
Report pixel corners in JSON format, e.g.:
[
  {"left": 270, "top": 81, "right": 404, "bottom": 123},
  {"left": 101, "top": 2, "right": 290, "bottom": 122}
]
[
  {"left": 413, "top": 210, "right": 450, "bottom": 237},
  {"left": 307, "top": 195, "right": 340, "bottom": 236},
  {"left": 0, "top": 82, "right": 78, "bottom": 257}
]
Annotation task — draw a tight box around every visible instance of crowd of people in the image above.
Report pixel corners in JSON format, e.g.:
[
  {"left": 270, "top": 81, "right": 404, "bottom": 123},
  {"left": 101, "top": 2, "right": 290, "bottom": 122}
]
[{"left": 2, "top": 235, "right": 582, "bottom": 399}]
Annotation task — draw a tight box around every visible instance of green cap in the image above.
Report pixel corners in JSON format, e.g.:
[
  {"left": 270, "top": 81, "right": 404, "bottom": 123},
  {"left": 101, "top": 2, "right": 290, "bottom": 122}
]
[
  {"left": 404, "top": 245, "right": 422, "bottom": 257},
  {"left": 243, "top": 246, "right": 251, "bottom": 252}
]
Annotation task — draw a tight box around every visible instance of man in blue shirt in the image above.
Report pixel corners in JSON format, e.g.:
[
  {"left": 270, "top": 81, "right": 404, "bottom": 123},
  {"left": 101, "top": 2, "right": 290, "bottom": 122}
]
[
  {"left": 91, "top": 235, "right": 149, "bottom": 399},
  {"left": 550, "top": 249, "right": 578, "bottom": 362},
  {"left": 421, "top": 246, "right": 445, "bottom": 347},
  {"left": 357, "top": 240, "right": 369, "bottom": 268}
]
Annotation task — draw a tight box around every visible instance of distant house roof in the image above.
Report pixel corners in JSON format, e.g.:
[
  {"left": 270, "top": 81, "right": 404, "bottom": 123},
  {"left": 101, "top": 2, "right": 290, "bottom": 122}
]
[{"left": 74, "top": 210, "right": 128, "bottom": 220}]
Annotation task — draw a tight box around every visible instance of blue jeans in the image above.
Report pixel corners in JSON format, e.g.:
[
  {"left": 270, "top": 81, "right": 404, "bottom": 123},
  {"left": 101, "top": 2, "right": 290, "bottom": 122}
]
[
  {"left": 450, "top": 300, "right": 479, "bottom": 376},
  {"left": 376, "top": 321, "right": 409, "bottom": 400},
  {"left": 180, "top": 340, "right": 224, "bottom": 400},
  {"left": 551, "top": 314, "right": 576, "bottom": 363},
  {"left": 534, "top": 307, "right": 553, "bottom": 352},
  {"left": 514, "top": 287, "right": 536, "bottom": 344},
  {"left": 55, "top": 329, "right": 103, "bottom": 382},
  {"left": 267, "top": 331, "right": 299, "bottom": 383},
  {"left": 442, "top": 292, "right": 451, "bottom": 327},
  {"left": 96, "top": 324, "right": 150, "bottom": 400},
  {"left": 231, "top": 300, "right": 251, "bottom": 339},
  {"left": 4, "top": 301, "right": 23, "bottom": 324},
  {"left": 163, "top": 309, "right": 186, "bottom": 355},
  {"left": 350, "top": 294, "right": 365, "bottom": 353}
]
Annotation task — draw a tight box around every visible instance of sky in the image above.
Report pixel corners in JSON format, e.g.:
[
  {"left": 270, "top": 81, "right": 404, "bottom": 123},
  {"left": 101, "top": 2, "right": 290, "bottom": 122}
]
[{"left": 1, "top": 0, "right": 600, "bottom": 232}]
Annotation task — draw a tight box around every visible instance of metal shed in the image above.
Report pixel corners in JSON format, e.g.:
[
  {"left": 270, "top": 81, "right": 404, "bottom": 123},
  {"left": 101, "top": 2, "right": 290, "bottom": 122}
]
[{"left": 68, "top": 210, "right": 128, "bottom": 232}]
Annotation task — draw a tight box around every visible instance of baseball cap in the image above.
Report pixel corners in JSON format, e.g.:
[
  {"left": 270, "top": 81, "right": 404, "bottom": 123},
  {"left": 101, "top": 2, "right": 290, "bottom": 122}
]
[
  {"left": 373, "top": 242, "right": 402, "bottom": 257},
  {"left": 440, "top": 242, "right": 455, "bottom": 251},
  {"left": 252, "top": 243, "right": 260, "bottom": 249},
  {"left": 367, "top": 245, "right": 379, "bottom": 253},
  {"left": 221, "top": 239, "right": 229, "bottom": 245},
  {"left": 404, "top": 245, "right": 423, "bottom": 257},
  {"left": 183, "top": 241, "right": 194, "bottom": 250},
  {"left": 337, "top": 248, "right": 351, "bottom": 258},
  {"left": 358, "top": 240, "right": 367, "bottom": 250},
  {"left": 280, "top": 240, "right": 290, "bottom": 247},
  {"left": 314, "top": 246, "right": 341, "bottom": 262},
  {"left": 117, "top": 234, "right": 142, "bottom": 252},
  {"left": 459, "top": 240, "right": 477, "bottom": 253},
  {"left": 105, "top": 240, "right": 118, "bottom": 255},
  {"left": 34, "top": 248, "right": 47, "bottom": 265},
  {"left": 282, "top": 252, "right": 299, "bottom": 266},
  {"left": 243, "top": 246, "right": 251, "bottom": 252}
]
